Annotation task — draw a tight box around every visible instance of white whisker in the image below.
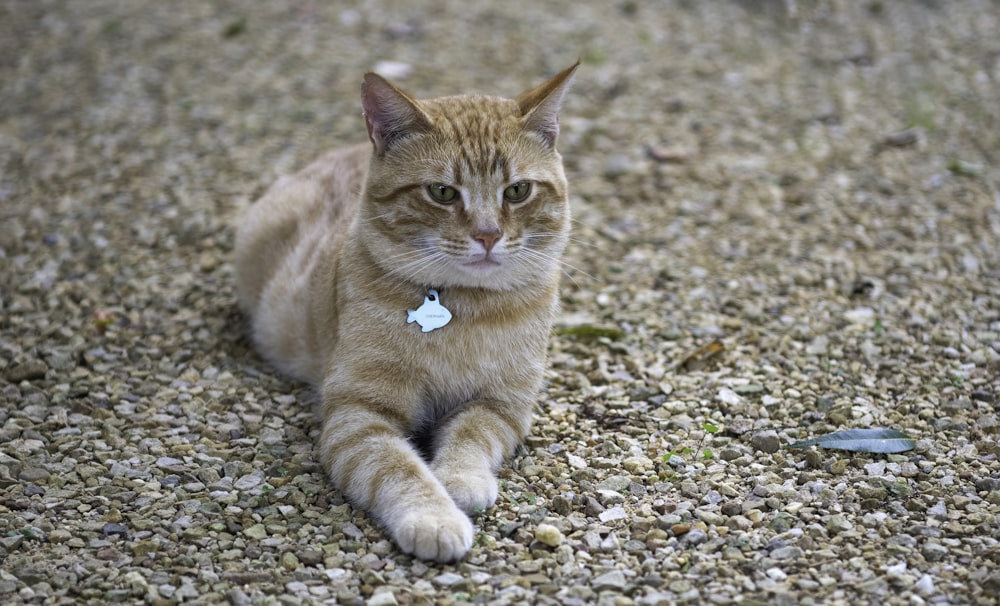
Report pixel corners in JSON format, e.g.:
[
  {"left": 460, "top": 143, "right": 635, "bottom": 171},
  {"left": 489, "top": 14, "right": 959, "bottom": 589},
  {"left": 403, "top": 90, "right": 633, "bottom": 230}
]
[
  {"left": 527, "top": 230, "right": 597, "bottom": 251},
  {"left": 365, "top": 210, "right": 406, "bottom": 223},
  {"left": 382, "top": 246, "right": 438, "bottom": 265},
  {"left": 515, "top": 246, "right": 596, "bottom": 286},
  {"left": 387, "top": 249, "right": 451, "bottom": 281}
]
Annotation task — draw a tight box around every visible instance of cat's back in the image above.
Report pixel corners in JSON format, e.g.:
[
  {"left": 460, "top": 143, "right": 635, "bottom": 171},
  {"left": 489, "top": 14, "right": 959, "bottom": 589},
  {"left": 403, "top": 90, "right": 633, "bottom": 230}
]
[
  {"left": 234, "top": 143, "right": 370, "bottom": 315},
  {"left": 234, "top": 142, "right": 370, "bottom": 382}
]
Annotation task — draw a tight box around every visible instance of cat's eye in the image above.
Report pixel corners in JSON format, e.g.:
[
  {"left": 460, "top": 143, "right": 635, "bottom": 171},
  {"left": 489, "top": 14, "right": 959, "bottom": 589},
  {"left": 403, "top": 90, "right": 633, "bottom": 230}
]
[
  {"left": 503, "top": 182, "right": 532, "bottom": 203},
  {"left": 427, "top": 184, "right": 458, "bottom": 204}
]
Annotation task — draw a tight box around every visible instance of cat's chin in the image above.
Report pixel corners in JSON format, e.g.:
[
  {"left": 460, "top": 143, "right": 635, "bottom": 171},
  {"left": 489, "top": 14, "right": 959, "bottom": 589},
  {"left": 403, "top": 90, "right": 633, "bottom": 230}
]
[
  {"left": 425, "top": 263, "right": 528, "bottom": 291},
  {"left": 452, "top": 261, "right": 507, "bottom": 288}
]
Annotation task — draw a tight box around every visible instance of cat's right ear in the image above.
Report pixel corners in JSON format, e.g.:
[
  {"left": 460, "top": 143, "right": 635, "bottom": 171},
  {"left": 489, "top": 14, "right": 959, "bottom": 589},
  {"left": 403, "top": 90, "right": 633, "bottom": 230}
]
[
  {"left": 361, "top": 74, "right": 432, "bottom": 155},
  {"left": 516, "top": 60, "right": 580, "bottom": 149}
]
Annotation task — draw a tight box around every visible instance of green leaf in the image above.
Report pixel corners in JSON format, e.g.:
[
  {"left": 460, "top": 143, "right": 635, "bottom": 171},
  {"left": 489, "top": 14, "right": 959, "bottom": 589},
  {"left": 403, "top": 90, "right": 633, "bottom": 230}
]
[
  {"left": 702, "top": 421, "right": 720, "bottom": 434},
  {"left": 786, "top": 428, "right": 915, "bottom": 453},
  {"left": 222, "top": 17, "right": 247, "bottom": 38},
  {"left": 946, "top": 159, "right": 984, "bottom": 177}
]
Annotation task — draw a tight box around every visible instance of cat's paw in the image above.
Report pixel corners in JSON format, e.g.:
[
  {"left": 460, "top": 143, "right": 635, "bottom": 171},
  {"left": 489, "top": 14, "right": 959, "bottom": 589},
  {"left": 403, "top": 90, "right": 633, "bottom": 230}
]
[
  {"left": 433, "top": 467, "right": 499, "bottom": 513},
  {"left": 392, "top": 504, "right": 474, "bottom": 562}
]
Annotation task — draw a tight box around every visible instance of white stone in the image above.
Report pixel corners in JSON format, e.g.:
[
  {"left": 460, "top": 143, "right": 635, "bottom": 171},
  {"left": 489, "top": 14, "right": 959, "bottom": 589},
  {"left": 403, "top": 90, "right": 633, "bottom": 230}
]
[
  {"left": 566, "top": 453, "right": 588, "bottom": 469},
  {"left": 864, "top": 461, "right": 886, "bottom": 476},
  {"left": 367, "top": 591, "right": 399, "bottom": 606},
  {"left": 233, "top": 471, "right": 265, "bottom": 491},
  {"left": 324, "top": 568, "right": 349, "bottom": 582},
  {"left": 599, "top": 505, "right": 628, "bottom": 522},
  {"left": 806, "top": 335, "right": 829, "bottom": 355},
  {"left": 766, "top": 567, "right": 787, "bottom": 581},
  {"left": 914, "top": 574, "right": 936, "bottom": 595},
  {"left": 844, "top": 307, "right": 876, "bottom": 325},
  {"left": 433, "top": 572, "right": 465, "bottom": 587},
  {"left": 717, "top": 387, "right": 742, "bottom": 406}
]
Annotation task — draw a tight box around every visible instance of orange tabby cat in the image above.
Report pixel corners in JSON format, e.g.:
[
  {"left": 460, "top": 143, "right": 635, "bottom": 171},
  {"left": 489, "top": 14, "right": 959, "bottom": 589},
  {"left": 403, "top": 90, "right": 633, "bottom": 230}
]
[{"left": 234, "top": 62, "right": 578, "bottom": 561}]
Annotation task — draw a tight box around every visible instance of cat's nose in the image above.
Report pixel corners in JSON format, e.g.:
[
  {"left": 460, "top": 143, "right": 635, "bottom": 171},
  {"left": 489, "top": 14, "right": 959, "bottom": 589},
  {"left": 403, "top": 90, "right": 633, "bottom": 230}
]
[{"left": 473, "top": 228, "right": 503, "bottom": 253}]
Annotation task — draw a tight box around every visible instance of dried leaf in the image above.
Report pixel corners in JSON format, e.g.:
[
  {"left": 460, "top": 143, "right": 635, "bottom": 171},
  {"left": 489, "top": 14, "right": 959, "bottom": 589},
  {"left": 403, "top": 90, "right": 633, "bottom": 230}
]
[
  {"left": 646, "top": 145, "right": 691, "bottom": 164},
  {"left": 222, "top": 17, "right": 247, "bottom": 38},
  {"left": 94, "top": 310, "right": 115, "bottom": 335},
  {"left": 555, "top": 325, "right": 624, "bottom": 340},
  {"left": 674, "top": 339, "right": 725, "bottom": 372},
  {"left": 880, "top": 128, "right": 920, "bottom": 148},
  {"left": 786, "top": 428, "right": 915, "bottom": 453}
]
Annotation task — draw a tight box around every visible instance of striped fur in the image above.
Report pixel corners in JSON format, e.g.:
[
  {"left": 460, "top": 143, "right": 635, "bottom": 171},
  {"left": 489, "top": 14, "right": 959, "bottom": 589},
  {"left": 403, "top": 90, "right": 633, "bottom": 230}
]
[{"left": 234, "top": 63, "right": 578, "bottom": 561}]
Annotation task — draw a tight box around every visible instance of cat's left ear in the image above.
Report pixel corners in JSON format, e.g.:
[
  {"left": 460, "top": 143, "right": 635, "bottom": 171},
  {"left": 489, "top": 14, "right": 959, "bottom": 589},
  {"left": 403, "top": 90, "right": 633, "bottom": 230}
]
[
  {"left": 362, "top": 73, "right": 432, "bottom": 155},
  {"left": 515, "top": 61, "right": 580, "bottom": 148}
]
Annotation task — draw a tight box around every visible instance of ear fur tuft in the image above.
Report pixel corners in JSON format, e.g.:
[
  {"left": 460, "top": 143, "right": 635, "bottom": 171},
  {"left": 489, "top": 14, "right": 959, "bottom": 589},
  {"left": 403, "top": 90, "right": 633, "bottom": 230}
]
[
  {"left": 361, "top": 73, "right": 432, "bottom": 155},
  {"left": 515, "top": 61, "right": 580, "bottom": 148}
]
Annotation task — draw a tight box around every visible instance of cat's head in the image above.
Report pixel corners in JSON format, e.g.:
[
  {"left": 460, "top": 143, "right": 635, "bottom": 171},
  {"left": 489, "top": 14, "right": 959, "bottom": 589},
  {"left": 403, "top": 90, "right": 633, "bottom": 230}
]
[{"left": 357, "top": 63, "right": 578, "bottom": 291}]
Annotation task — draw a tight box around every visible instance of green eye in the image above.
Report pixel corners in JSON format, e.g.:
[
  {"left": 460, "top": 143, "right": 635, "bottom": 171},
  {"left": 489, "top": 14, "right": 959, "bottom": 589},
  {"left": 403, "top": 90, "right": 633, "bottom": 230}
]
[
  {"left": 427, "top": 184, "right": 458, "bottom": 204},
  {"left": 503, "top": 182, "right": 532, "bottom": 203}
]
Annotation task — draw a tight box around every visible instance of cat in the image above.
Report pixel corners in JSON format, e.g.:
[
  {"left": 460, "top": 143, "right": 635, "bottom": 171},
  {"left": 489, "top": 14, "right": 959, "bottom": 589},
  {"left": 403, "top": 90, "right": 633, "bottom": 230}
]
[{"left": 233, "top": 61, "right": 578, "bottom": 562}]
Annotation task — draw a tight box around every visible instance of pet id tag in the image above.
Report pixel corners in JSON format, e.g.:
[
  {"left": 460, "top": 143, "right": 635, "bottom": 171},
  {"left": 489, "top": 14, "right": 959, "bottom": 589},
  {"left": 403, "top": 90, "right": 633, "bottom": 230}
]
[{"left": 407, "top": 289, "right": 452, "bottom": 333}]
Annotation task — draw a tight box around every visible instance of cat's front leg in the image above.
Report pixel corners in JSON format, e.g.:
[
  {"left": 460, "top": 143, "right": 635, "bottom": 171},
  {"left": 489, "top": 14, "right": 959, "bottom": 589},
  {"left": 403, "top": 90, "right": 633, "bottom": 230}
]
[
  {"left": 430, "top": 399, "right": 533, "bottom": 513},
  {"left": 319, "top": 399, "right": 473, "bottom": 562}
]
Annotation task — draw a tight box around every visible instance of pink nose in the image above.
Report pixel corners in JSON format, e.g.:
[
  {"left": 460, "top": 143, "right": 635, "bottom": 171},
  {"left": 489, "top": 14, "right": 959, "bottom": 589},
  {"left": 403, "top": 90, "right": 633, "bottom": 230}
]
[{"left": 473, "top": 228, "right": 502, "bottom": 252}]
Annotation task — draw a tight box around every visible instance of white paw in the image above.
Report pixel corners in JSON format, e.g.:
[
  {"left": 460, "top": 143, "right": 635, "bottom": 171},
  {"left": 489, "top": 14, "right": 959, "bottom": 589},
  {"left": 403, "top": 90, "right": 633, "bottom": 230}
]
[
  {"left": 434, "top": 468, "right": 499, "bottom": 513},
  {"left": 392, "top": 504, "right": 474, "bottom": 562}
]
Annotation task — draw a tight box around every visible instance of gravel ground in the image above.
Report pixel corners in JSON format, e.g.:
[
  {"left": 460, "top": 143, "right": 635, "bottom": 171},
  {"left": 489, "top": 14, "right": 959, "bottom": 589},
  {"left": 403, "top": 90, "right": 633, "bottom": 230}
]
[{"left": 2, "top": 1, "right": 1000, "bottom": 604}]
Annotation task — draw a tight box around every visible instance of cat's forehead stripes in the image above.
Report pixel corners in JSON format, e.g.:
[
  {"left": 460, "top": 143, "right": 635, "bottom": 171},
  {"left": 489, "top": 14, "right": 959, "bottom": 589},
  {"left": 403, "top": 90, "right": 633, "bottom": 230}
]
[{"left": 426, "top": 96, "right": 520, "bottom": 186}]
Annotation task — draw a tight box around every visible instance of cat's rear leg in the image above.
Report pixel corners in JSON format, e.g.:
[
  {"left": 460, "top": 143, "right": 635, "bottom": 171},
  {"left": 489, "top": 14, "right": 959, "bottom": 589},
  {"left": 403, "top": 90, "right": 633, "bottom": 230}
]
[
  {"left": 318, "top": 401, "right": 473, "bottom": 562},
  {"left": 430, "top": 399, "right": 532, "bottom": 513}
]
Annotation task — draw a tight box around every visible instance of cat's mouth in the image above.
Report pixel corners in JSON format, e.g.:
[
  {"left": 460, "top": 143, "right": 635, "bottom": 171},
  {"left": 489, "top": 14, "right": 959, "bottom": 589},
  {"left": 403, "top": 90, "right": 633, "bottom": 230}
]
[{"left": 463, "top": 258, "right": 501, "bottom": 269}]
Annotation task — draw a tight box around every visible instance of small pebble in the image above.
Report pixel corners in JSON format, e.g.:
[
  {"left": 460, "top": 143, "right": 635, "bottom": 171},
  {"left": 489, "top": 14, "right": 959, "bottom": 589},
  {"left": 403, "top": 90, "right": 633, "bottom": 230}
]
[
  {"left": 243, "top": 524, "right": 267, "bottom": 540},
  {"left": 367, "top": 592, "right": 399, "bottom": 606},
  {"left": 233, "top": 471, "right": 265, "bottom": 491},
  {"left": 766, "top": 568, "right": 788, "bottom": 581},
  {"left": 433, "top": 572, "right": 465, "bottom": 587},
  {"left": 534, "top": 523, "right": 564, "bottom": 547}
]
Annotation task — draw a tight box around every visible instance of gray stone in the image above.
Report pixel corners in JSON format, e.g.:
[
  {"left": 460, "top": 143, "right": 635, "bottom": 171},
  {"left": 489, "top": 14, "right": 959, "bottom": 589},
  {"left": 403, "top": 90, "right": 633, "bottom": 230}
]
[
  {"left": 750, "top": 430, "right": 781, "bottom": 453},
  {"left": 921, "top": 542, "right": 949, "bottom": 562},
  {"left": 18, "top": 466, "right": 50, "bottom": 482},
  {"left": 433, "top": 572, "right": 465, "bottom": 587},
  {"left": 771, "top": 546, "right": 804, "bottom": 560},
  {"left": 5, "top": 361, "right": 48, "bottom": 382},
  {"left": 597, "top": 475, "right": 632, "bottom": 492},
  {"left": 682, "top": 529, "right": 708, "bottom": 545},
  {"left": 233, "top": 471, "right": 265, "bottom": 491},
  {"left": 592, "top": 570, "right": 627, "bottom": 592}
]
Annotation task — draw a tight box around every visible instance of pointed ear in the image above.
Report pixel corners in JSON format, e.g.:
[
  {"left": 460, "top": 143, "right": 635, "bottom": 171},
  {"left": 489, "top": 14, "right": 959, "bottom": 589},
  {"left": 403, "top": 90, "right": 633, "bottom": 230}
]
[
  {"left": 515, "top": 61, "right": 580, "bottom": 148},
  {"left": 361, "top": 73, "right": 432, "bottom": 155}
]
